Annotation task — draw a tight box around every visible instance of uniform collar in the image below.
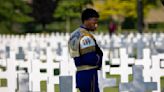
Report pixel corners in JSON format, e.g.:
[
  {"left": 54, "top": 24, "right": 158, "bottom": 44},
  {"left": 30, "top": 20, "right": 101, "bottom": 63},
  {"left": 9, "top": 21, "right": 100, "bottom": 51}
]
[{"left": 80, "top": 25, "right": 90, "bottom": 31}]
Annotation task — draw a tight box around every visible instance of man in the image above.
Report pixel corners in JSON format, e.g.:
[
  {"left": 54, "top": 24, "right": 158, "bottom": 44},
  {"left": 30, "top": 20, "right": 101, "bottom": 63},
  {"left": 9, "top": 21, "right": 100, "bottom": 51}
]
[{"left": 68, "top": 8, "right": 103, "bottom": 92}]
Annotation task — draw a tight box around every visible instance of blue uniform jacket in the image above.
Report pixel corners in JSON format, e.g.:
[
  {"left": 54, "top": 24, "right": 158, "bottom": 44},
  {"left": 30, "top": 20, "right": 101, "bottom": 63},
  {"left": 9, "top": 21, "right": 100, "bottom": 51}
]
[{"left": 74, "top": 44, "right": 103, "bottom": 92}]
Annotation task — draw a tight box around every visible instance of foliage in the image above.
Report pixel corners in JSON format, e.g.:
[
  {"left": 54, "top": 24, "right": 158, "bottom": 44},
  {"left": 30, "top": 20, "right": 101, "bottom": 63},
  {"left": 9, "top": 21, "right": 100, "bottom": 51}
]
[
  {"left": 93, "top": 0, "right": 156, "bottom": 20},
  {"left": 0, "top": 0, "right": 33, "bottom": 33},
  {"left": 0, "top": 0, "right": 32, "bottom": 23},
  {"left": 94, "top": 0, "right": 135, "bottom": 20},
  {"left": 54, "top": 0, "right": 92, "bottom": 20},
  {"left": 54, "top": 0, "right": 92, "bottom": 32},
  {"left": 0, "top": 0, "right": 161, "bottom": 34},
  {"left": 32, "top": 0, "right": 59, "bottom": 29},
  {"left": 93, "top": 0, "right": 158, "bottom": 32}
]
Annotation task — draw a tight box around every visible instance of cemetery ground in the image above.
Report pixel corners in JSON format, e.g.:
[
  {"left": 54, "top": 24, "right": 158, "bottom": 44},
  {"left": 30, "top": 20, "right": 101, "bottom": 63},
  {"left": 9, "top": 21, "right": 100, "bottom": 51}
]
[
  {"left": 0, "top": 33, "right": 164, "bottom": 92},
  {"left": 1, "top": 75, "right": 164, "bottom": 92},
  {"left": 31, "top": 75, "right": 164, "bottom": 92}
]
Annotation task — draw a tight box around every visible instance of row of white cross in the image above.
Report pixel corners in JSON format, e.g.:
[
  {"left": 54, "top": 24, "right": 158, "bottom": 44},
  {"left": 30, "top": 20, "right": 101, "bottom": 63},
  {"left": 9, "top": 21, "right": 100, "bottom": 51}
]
[{"left": 0, "top": 33, "right": 164, "bottom": 92}]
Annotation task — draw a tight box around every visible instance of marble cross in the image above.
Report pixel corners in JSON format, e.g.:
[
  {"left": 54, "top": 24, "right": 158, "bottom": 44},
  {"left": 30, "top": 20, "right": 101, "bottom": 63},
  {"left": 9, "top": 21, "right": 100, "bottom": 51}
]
[
  {"left": 119, "top": 65, "right": 157, "bottom": 92},
  {"left": 59, "top": 76, "right": 72, "bottom": 92},
  {"left": 98, "top": 71, "right": 116, "bottom": 92}
]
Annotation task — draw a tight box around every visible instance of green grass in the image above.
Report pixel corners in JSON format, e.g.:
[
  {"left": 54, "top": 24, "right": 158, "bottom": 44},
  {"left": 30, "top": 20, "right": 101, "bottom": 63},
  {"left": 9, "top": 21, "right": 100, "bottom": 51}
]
[
  {"left": 128, "top": 74, "right": 133, "bottom": 82},
  {"left": 54, "top": 84, "right": 60, "bottom": 92},
  {"left": 0, "top": 79, "right": 7, "bottom": 87},
  {"left": 105, "top": 73, "right": 120, "bottom": 92},
  {"left": 161, "top": 77, "right": 164, "bottom": 92},
  {"left": 1, "top": 76, "right": 164, "bottom": 92},
  {"left": 40, "top": 81, "right": 47, "bottom": 92}
]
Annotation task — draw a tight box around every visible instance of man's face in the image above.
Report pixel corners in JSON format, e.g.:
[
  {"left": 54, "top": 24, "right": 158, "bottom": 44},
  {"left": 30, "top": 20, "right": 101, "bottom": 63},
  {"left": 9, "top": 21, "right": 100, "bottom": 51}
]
[{"left": 86, "top": 17, "right": 98, "bottom": 31}]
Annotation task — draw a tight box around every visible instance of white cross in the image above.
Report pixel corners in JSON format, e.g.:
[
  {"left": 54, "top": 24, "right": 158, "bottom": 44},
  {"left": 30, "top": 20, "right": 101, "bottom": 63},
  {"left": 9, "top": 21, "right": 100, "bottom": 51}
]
[
  {"left": 98, "top": 71, "right": 116, "bottom": 92},
  {"left": 110, "top": 48, "right": 133, "bottom": 82},
  {"left": 135, "top": 48, "right": 152, "bottom": 82},
  {"left": 151, "top": 54, "right": 164, "bottom": 92},
  {"left": 119, "top": 65, "right": 157, "bottom": 92}
]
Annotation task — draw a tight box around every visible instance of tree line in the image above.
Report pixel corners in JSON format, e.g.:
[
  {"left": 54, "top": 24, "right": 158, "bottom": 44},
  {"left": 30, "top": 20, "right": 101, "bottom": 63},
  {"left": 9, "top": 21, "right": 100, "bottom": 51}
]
[{"left": 0, "top": 0, "right": 160, "bottom": 34}]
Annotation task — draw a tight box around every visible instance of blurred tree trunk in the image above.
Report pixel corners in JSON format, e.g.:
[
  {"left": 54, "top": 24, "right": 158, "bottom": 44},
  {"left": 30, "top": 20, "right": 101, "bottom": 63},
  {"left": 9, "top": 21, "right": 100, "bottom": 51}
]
[{"left": 66, "top": 16, "right": 70, "bottom": 32}]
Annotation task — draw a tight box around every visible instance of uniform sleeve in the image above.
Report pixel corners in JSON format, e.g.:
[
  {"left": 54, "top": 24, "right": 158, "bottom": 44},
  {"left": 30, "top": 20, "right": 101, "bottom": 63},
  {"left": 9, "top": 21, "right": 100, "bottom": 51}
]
[
  {"left": 74, "top": 36, "right": 102, "bottom": 67},
  {"left": 79, "top": 36, "right": 96, "bottom": 55}
]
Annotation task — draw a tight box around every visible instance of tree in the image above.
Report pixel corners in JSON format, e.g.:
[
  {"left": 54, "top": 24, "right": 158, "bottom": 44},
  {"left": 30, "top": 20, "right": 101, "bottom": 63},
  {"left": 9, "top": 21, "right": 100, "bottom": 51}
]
[
  {"left": 0, "top": 0, "right": 33, "bottom": 33},
  {"left": 161, "top": 0, "right": 164, "bottom": 5},
  {"left": 93, "top": 0, "right": 157, "bottom": 31},
  {"left": 54, "top": 0, "right": 93, "bottom": 32},
  {"left": 32, "top": 0, "right": 59, "bottom": 30}
]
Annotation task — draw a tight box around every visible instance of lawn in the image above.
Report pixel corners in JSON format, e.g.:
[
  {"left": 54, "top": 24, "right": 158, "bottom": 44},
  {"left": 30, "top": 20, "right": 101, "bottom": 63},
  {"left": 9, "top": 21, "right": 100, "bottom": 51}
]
[{"left": 0, "top": 76, "right": 164, "bottom": 92}]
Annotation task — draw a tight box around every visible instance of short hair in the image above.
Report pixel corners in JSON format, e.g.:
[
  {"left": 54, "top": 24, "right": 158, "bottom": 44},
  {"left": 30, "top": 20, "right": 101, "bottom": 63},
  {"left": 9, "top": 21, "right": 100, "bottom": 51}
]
[{"left": 81, "top": 8, "right": 99, "bottom": 23}]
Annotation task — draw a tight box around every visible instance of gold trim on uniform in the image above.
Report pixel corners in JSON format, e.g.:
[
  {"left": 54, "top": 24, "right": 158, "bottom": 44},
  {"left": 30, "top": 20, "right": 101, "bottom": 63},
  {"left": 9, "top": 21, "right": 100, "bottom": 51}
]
[
  {"left": 68, "top": 27, "right": 96, "bottom": 58},
  {"left": 80, "top": 29, "right": 95, "bottom": 40},
  {"left": 77, "top": 65, "right": 98, "bottom": 71},
  {"left": 80, "top": 46, "right": 96, "bottom": 55}
]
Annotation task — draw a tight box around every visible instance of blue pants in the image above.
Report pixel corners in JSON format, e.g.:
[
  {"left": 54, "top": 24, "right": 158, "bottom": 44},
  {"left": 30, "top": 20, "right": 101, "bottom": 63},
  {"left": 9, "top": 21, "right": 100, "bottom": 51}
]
[{"left": 76, "top": 69, "right": 100, "bottom": 92}]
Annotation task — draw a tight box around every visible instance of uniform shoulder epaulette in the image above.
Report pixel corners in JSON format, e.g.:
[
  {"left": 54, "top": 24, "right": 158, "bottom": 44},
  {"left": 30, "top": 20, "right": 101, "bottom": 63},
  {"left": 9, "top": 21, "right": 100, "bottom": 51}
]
[{"left": 79, "top": 28, "right": 95, "bottom": 39}]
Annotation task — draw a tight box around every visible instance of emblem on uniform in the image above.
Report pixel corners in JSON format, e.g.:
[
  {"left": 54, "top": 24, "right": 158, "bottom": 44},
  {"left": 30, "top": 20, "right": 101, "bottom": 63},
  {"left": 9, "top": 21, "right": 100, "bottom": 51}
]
[{"left": 80, "top": 36, "right": 95, "bottom": 49}]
